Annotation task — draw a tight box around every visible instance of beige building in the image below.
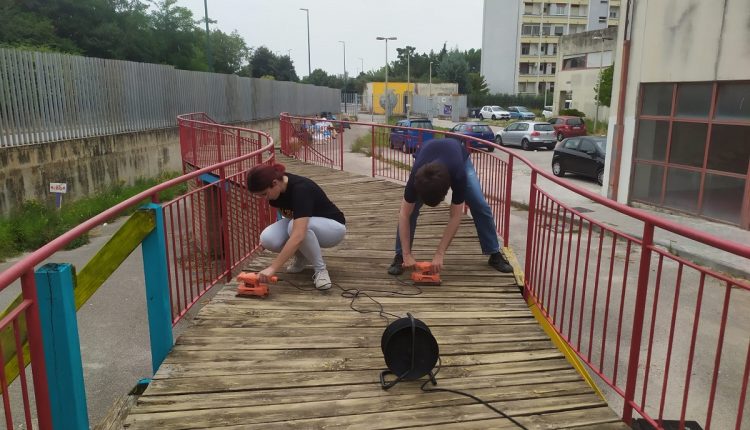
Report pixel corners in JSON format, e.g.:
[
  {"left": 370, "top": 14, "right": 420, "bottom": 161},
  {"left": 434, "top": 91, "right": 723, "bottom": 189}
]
[
  {"left": 553, "top": 26, "right": 617, "bottom": 121},
  {"left": 481, "top": 0, "right": 620, "bottom": 95},
  {"left": 605, "top": 0, "right": 750, "bottom": 228}
]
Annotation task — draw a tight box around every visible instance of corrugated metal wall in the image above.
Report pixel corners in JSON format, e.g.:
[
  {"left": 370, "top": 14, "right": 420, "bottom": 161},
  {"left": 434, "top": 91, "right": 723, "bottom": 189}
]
[{"left": 0, "top": 48, "right": 340, "bottom": 147}]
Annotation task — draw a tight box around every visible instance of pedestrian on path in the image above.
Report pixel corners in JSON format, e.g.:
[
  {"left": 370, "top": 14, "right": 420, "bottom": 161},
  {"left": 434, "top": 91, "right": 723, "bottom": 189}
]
[
  {"left": 248, "top": 163, "right": 346, "bottom": 290},
  {"left": 387, "top": 138, "right": 513, "bottom": 275}
]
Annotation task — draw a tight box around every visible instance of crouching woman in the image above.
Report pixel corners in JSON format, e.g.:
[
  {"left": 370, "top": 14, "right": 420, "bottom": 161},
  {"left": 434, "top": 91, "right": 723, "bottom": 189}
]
[{"left": 247, "top": 163, "right": 346, "bottom": 290}]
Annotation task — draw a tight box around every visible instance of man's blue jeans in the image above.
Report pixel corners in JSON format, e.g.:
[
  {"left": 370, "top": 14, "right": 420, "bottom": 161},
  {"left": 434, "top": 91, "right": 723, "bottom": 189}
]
[{"left": 395, "top": 158, "right": 501, "bottom": 256}]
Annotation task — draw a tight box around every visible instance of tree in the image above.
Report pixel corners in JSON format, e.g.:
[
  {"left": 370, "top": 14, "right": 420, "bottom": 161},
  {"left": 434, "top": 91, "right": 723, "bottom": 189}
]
[
  {"left": 437, "top": 50, "right": 469, "bottom": 93},
  {"left": 595, "top": 64, "right": 614, "bottom": 107},
  {"left": 467, "top": 73, "right": 489, "bottom": 105},
  {"left": 249, "top": 46, "right": 276, "bottom": 78},
  {"left": 274, "top": 55, "right": 299, "bottom": 82},
  {"left": 210, "top": 30, "right": 250, "bottom": 75},
  {"left": 464, "top": 48, "right": 481, "bottom": 74},
  {"left": 150, "top": 0, "right": 204, "bottom": 70}
]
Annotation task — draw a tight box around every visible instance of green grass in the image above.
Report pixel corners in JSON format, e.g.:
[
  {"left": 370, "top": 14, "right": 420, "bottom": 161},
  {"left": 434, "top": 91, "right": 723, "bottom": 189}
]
[
  {"left": 584, "top": 118, "right": 609, "bottom": 136},
  {"left": 0, "top": 172, "right": 187, "bottom": 262}
]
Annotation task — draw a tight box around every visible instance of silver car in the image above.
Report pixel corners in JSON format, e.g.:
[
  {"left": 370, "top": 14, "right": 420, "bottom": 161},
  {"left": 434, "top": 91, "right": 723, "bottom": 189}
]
[{"left": 495, "top": 121, "right": 557, "bottom": 150}]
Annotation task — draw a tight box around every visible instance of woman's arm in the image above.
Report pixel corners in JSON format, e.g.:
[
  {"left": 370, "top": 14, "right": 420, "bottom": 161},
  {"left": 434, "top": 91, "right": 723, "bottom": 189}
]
[{"left": 259, "top": 217, "right": 309, "bottom": 281}]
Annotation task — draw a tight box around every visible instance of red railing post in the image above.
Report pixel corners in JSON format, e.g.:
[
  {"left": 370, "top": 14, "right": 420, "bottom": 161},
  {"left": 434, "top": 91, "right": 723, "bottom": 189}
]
[
  {"left": 523, "top": 170, "right": 538, "bottom": 298},
  {"left": 219, "top": 165, "right": 232, "bottom": 282},
  {"left": 503, "top": 155, "right": 514, "bottom": 247},
  {"left": 371, "top": 125, "right": 376, "bottom": 178},
  {"left": 339, "top": 125, "right": 344, "bottom": 171},
  {"left": 623, "top": 221, "right": 655, "bottom": 423},
  {"left": 20, "top": 271, "right": 52, "bottom": 430}
]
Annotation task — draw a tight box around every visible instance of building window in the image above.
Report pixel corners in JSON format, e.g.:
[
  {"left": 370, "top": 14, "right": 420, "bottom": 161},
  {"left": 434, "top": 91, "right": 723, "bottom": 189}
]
[
  {"left": 562, "top": 55, "right": 587, "bottom": 70},
  {"left": 522, "top": 25, "right": 540, "bottom": 36},
  {"left": 598, "top": 16, "right": 607, "bottom": 23},
  {"left": 553, "top": 25, "right": 565, "bottom": 36},
  {"left": 609, "top": 6, "right": 620, "bottom": 18},
  {"left": 631, "top": 82, "right": 750, "bottom": 226},
  {"left": 550, "top": 3, "right": 567, "bottom": 15}
]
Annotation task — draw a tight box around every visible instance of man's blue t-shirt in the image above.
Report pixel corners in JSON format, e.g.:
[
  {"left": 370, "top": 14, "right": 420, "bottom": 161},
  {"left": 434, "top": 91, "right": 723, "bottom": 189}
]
[{"left": 404, "top": 138, "right": 469, "bottom": 205}]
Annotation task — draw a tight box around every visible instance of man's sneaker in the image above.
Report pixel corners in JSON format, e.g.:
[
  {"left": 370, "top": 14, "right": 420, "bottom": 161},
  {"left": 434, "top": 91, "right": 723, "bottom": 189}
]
[
  {"left": 488, "top": 252, "right": 513, "bottom": 273},
  {"left": 387, "top": 254, "right": 404, "bottom": 275},
  {"left": 313, "top": 269, "right": 332, "bottom": 290},
  {"left": 286, "top": 255, "right": 308, "bottom": 273}
]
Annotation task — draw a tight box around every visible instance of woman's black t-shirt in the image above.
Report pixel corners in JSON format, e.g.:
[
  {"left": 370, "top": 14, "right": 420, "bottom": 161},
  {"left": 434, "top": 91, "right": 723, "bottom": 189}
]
[{"left": 269, "top": 173, "right": 346, "bottom": 224}]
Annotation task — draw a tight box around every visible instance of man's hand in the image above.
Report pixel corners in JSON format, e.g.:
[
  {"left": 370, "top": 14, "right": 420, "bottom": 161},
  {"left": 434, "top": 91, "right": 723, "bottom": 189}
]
[
  {"left": 431, "top": 253, "right": 444, "bottom": 273},
  {"left": 403, "top": 253, "right": 417, "bottom": 270},
  {"left": 258, "top": 266, "right": 276, "bottom": 283}
]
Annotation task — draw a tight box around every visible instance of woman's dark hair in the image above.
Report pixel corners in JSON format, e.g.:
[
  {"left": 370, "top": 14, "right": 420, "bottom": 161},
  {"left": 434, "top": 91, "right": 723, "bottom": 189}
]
[
  {"left": 247, "top": 163, "right": 286, "bottom": 192},
  {"left": 414, "top": 162, "right": 450, "bottom": 207}
]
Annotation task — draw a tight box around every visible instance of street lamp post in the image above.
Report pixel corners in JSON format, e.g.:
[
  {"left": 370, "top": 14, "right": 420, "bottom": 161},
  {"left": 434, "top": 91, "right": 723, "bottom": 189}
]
[
  {"left": 406, "top": 48, "right": 411, "bottom": 118},
  {"left": 203, "top": 0, "right": 213, "bottom": 71},
  {"left": 358, "top": 57, "right": 364, "bottom": 75},
  {"left": 376, "top": 36, "right": 397, "bottom": 123},
  {"left": 593, "top": 32, "right": 613, "bottom": 135},
  {"left": 299, "top": 8, "right": 311, "bottom": 76},
  {"left": 339, "top": 40, "right": 347, "bottom": 113},
  {"left": 429, "top": 61, "right": 433, "bottom": 119}
]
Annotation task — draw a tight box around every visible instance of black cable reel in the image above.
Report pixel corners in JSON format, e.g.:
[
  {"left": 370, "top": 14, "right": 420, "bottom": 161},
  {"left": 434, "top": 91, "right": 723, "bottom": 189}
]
[{"left": 379, "top": 313, "right": 439, "bottom": 389}]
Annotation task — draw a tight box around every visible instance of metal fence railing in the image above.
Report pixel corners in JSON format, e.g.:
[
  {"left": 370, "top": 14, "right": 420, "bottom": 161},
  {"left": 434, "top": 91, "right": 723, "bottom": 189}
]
[
  {"left": 0, "top": 48, "right": 340, "bottom": 148},
  {"left": 278, "top": 113, "right": 750, "bottom": 430}
]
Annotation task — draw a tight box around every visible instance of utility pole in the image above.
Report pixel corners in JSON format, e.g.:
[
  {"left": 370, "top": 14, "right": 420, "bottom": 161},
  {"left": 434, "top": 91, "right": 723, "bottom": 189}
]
[
  {"left": 339, "top": 41, "right": 347, "bottom": 114},
  {"left": 407, "top": 48, "right": 411, "bottom": 118}
]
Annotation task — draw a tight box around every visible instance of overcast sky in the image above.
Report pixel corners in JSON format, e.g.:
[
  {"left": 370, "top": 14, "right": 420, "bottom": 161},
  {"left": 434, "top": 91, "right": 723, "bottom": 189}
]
[{"left": 178, "top": 0, "right": 484, "bottom": 77}]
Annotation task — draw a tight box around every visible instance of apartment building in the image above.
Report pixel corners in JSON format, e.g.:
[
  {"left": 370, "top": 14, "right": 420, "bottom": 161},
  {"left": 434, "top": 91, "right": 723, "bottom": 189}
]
[{"left": 481, "top": 0, "right": 620, "bottom": 95}]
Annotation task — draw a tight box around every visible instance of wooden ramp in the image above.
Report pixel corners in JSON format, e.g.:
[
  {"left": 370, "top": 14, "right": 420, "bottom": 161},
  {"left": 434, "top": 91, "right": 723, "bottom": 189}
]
[{"left": 124, "top": 159, "right": 627, "bottom": 429}]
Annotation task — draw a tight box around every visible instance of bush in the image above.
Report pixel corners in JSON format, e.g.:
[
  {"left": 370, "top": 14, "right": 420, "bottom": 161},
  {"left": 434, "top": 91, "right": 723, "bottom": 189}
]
[{"left": 560, "top": 108, "right": 586, "bottom": 117}]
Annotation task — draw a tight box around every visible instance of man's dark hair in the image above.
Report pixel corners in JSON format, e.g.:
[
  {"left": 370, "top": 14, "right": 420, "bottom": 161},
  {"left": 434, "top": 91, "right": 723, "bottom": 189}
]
[{"left": 414, "top": 161, "right": 451, "bottom": 207}]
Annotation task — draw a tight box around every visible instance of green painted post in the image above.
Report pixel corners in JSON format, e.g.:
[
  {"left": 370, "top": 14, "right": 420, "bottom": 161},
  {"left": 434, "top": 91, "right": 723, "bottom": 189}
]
[
  {"left": 35, "top": 263, "right": 90, "bottom": 430},
  {"left": 140, "top": 203, "right": 174, "bottom": 374}
]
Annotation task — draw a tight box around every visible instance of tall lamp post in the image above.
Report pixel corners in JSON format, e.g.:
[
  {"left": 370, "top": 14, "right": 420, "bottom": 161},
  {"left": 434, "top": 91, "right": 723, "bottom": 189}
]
[
  {"left": 429, "top": 61, "right": 433, "bottom": 119},
  {"left": 406, "top": 48, "right": 411, "bottom": 118},
  {"left": 376, "top": 36, "right": 397, "bottom": 123},
  {"left": 593, "top": 32, "right": 613, "bottom": 135},
  {"left": 203, "top": 0, "right": 212, "bottom": 71},
  {"left": 299, "top": 8, "right": 311, "bottom": 76},
  {"left": 358, "top": 57, "right": 364, "bottom": 75},
  {"left": 339, "top": 40, "right": 347, "bottom": 113}
]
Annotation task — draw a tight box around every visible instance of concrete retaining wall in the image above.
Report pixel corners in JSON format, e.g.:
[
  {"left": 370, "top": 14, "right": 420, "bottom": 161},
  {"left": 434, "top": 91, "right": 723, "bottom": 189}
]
[{"left": 0, "top": 117, "right": 281, "bottom": 215}]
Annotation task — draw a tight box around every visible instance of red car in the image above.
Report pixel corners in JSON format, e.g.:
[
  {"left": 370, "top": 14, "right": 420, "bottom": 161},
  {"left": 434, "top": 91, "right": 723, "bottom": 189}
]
[{"left": 548, "top": 116, "right": 587, "bottom": 141}]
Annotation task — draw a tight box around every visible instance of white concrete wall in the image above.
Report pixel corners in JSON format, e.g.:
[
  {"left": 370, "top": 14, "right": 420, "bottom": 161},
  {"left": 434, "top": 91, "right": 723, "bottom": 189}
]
[
  {"left": 480, "top": 0, "right": 521, "bottom": 94},
  {"left": 605, "top": 0, "right": 750, "bottom": 203}
]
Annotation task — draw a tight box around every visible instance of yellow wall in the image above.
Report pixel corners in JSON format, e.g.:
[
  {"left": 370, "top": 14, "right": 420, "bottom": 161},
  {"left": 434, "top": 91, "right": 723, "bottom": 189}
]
[{"left": 371, "top": 82, "right": 415, "bottom": 115}]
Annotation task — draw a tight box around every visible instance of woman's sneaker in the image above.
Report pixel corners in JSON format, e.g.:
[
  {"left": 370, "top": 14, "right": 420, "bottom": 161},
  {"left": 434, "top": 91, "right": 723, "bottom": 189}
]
[
  {"left": 286, "top": 255, "right": 308, "bottom": 273},
  {"left": 313, "top": 270, "right": 332, "bottom": 290}
]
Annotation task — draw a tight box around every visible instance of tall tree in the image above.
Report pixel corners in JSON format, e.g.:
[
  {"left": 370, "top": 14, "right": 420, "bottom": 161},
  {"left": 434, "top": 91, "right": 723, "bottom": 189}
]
[
  {"left": 150, "top": 0, "right": 204, "bottom": 70},
  {"left": 595, "top": 64, "right": 614, "bottom": 107},
  {"left": 249, "top": 46, "right": 276, "bottom": 78},
  {"left": 210, "top": 30, "right": 250, "bottom": 75},
  {"left": 274, "top": 55, "right": 299, "bottom": 82},
  {"left": 465, "top": 48, "right": 481, "bottom": 74},
  {"left": 437, "top": 49, "right": 469, "bottom": 93}
]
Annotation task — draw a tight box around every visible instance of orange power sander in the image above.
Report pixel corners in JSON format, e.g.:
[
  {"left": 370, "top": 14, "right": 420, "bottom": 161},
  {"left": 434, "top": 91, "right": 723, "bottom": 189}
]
[
  {"left": 411, "top": 262, "right": 441, "bottom": 286},
  {"left": 236, "top": 272, "right": 277, "bottom": 298}
]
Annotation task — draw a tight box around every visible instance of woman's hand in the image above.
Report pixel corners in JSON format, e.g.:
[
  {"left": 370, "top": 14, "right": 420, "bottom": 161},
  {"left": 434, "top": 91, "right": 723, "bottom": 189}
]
[{"left": 258, "top": 266, "right": 276, "bottom": 283}]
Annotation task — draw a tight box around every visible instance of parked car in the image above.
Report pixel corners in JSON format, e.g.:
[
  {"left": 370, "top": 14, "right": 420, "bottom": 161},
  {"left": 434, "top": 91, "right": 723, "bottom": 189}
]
[
  {"left": 552, "top": 136, "right": 606, "bottom": 185},
  {"left": 449, "top": 122, "right": 496, "bottom": 152},
  {"left": 479, "top": 105, "right": 511, "bottom": 120},
  {"left": 389, "top": 118, "right": 435, "bottom": 153},
  {"left": 542, "top": 106, "right": 554, "bottom": 119},
  {"left": 506, "top": 106, "right": 536, "bottom": 120},
  {"left": 495, "top": 121, "right": 556, "bottom": 150},
  {"left": 548, "top": 116, "right": 587, "bottom": 141}
]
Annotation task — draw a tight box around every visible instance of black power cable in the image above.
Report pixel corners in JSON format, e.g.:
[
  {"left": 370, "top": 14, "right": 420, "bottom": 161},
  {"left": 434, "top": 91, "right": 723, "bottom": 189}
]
[{"left": 279, "top": 275, "right": 529, "bottom": 429}]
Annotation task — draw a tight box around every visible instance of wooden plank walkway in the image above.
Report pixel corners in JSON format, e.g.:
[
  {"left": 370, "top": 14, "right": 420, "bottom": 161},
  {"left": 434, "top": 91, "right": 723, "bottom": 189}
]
[{"left": 124, "top": 159, "right": 627, "bottom": 429}]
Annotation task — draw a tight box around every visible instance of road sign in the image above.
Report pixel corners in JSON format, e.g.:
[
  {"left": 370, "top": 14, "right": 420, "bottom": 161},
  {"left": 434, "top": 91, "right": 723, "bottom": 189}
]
[{"left": 50, "top": 183, "right": 67, "bottom": 193}]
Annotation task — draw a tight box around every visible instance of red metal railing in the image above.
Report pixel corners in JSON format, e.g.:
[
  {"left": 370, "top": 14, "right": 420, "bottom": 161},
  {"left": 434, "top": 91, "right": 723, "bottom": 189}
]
[
  {"left": 279, "top": 113, "right": 750, "bottom": 430},
  {"left": 279, "top": 113, "right": 344, "bottom": 170},
  {"left": 0, "top": 115, "right": 275, "bottom": 427},
  {"left": 168, "top": 113, "right": 276, "bottom": 323}
]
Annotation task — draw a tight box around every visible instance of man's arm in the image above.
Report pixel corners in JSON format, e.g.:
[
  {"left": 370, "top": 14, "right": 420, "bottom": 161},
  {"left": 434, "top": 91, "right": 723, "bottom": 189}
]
[
  {"left": 432, "top": 203, "right": 463, "bottom": 272},
  {"left": 398, "top": 199, "right": 417, "bottom": 268}
]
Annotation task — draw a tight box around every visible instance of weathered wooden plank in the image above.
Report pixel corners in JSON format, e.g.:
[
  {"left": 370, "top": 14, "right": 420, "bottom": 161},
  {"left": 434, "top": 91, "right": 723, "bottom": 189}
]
[{"left": 123, "top": 158, "right": 623, "bottom": 429}]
